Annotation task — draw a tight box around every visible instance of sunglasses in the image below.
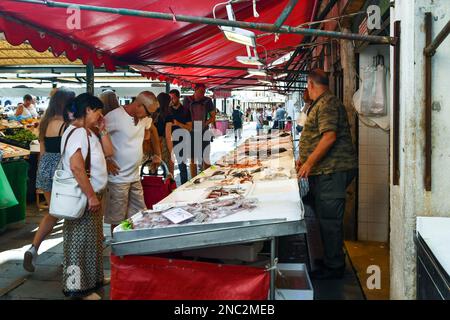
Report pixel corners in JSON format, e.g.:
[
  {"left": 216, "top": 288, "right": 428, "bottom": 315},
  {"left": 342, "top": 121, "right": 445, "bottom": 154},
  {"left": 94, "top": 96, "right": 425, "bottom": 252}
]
[{"left": 141, "top": 103, "right": 152, "bottom": 117}]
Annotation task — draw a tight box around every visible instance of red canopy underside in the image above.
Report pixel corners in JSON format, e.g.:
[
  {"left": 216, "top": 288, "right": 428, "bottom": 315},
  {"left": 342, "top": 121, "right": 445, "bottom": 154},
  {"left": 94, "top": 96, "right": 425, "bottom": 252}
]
[{"left": 0, "top": 0, "right": 314, "bottom": 89}]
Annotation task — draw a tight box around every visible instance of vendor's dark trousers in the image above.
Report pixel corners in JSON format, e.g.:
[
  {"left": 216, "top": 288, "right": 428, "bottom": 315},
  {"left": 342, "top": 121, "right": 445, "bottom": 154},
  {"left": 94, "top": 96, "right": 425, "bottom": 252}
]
[
  {"left": 178, "top": 162, "right": 188, "bottom": 185},
  {"left": 308, "top": 169, "right": 357, "bottom": 269}
]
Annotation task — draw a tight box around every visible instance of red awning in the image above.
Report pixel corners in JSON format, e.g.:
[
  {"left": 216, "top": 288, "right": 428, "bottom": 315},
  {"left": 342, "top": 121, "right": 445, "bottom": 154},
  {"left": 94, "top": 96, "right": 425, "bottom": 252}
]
[{"left": 0, "top": 0, "right": 315, "bottom": 89}]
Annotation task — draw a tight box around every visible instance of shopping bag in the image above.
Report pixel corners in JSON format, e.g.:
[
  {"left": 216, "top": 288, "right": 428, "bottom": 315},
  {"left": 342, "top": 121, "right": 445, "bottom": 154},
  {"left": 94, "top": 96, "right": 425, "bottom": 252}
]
[
  {"left": 0, "top": 163, "right": 18, "bottom": 209},
  {"left": 110, "top": 255, "right": 270, "bottom": 300},
  {"left": 298, "top": 178, "right": 310, "bottom": 198},
  {"left": 360, "top": 55, "right": 387, "bottom": 116},
  {"left": 373, "top": 62, "right": 387, "bottom": 115},
  {"left": 140, "top": 160, "right": 175, "bottom": 209}
]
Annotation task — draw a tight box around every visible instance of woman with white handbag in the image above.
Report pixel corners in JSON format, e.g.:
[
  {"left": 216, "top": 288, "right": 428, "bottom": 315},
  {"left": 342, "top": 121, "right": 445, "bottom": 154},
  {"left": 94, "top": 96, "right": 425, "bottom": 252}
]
[
  {"left": 23, "top": 88, "right": 75, "bottom": 273},
  {"left": 55, "top": 93, "right": 113, "bottom": 300}
]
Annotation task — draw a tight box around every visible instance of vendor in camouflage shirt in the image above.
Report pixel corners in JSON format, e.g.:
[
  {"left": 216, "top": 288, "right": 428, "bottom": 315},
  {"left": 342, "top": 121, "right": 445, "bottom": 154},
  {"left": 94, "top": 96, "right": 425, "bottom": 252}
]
[
  {"left": 299, "top": 91, "right": 357, "bottom": 175},
  {"left": 297, "top": 69, "right": 357, "bottom": 280}
]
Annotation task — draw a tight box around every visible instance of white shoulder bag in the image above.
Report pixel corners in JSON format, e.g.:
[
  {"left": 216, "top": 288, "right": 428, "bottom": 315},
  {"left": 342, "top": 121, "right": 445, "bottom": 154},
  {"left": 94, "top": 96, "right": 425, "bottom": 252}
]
[{"left": 49, "top": 127, "right": 91, "bottom": 220}]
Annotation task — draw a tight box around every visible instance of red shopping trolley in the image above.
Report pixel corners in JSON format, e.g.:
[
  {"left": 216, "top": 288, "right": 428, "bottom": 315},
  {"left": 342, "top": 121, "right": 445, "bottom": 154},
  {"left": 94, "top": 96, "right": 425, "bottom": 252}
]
[{"left": 140, "top": 160, "right": 176, "bottom": 209}]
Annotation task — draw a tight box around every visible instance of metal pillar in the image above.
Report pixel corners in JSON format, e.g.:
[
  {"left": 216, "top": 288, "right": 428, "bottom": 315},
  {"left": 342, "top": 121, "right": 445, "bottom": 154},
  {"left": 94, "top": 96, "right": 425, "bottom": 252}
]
[
  {"left": 86, "top": 61, "right": 94, "bottom": 95},
  {"left": 165, "top": 81, "right": 170, "bottom": 93},
  {"left": 274, "top": 0, "right": 298, "bottom": 30},
  {"left": 393, "top": 21, "right": 401, "bottom": 186},
  {"left": 424, "top": 19, "right": 450, "bottom": 57},
  {"left": 424, "top": 13, "right": 433, "bottom": 191},
  {"left": 423, "top": 16, "right": 450, "bottom": 191}
]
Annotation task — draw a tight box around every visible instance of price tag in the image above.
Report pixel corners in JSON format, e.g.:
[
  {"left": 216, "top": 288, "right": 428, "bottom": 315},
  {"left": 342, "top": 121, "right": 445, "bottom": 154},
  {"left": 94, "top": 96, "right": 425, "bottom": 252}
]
[{"left": 162, "top": 208, "right": 194, "bottom": 224}]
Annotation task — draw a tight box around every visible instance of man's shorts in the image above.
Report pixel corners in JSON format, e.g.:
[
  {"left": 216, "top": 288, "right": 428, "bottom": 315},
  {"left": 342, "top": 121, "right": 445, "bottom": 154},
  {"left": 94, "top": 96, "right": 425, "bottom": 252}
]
[{"left": 104, "top": 181, "right": 147, "bottom": 225}]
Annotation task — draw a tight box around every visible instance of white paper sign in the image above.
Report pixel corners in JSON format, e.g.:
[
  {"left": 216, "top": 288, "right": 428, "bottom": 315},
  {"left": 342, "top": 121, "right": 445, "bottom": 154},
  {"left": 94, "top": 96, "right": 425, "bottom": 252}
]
[{"left": 162, "top": 208, "right": 194, "bottom": 224}]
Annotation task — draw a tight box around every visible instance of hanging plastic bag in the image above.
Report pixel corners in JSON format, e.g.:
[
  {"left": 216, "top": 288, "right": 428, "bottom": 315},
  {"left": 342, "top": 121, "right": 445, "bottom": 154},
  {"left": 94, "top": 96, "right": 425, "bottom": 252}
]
[
  {"left": 373, "top": 56, "right": 387, "bottom": 115},
  {"left": 360, "top": 55, "right": 387, "bottom": 116},
  {"left": 0, "top": 163, "right": 18, "bottom": 209},
  {"left": 353, "top": 59, "right": 390, "bottom": 130}
]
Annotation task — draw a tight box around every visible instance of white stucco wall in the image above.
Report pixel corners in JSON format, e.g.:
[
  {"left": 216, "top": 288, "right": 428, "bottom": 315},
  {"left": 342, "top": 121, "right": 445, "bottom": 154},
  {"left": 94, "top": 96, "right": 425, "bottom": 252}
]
[
  {"left": 358, "top": 45, "right": 390, "bottom": 242},
  {"left": 390, "top": 0, "right": 450, "bottom": 300}
]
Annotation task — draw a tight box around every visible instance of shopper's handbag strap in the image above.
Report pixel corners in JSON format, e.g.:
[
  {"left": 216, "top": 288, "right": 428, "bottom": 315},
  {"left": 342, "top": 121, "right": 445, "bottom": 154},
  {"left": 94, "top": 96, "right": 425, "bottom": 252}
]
[{"left": 62, "top": 127, "right": 91, "bottom": 176}]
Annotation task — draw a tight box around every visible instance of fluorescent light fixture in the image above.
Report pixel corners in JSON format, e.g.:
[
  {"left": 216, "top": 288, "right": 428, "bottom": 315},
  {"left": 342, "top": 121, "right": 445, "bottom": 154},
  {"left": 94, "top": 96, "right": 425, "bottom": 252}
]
[
  {"left": 221, "top": 26, "right": 257, "bottom": 47},
  {"left": 236, "top": 56, "right": 263, "bottom": 66},
  {"left": 220, "top": 4, "right": 257, "bottom": 47},
  {"left": 258, "top": 80, "right": 272, "bottom": 85},
  {"left": 247, "top": 69, "right": 267, "bottom": 77},
  {"left": 274, "top": 73, "right": 288, "bottom": 79}
]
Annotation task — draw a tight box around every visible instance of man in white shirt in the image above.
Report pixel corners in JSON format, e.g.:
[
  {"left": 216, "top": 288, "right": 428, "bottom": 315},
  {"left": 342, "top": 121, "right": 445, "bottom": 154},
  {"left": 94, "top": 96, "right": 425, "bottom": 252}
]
[{"left": 104, "top": 91, "right": 160, "bottom": 234}]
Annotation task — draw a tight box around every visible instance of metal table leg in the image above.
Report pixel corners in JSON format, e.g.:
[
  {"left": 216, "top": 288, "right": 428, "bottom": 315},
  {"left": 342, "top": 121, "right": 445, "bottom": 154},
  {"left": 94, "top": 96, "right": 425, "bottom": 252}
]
[{"left": 269, "top": 237, "right": 277, "bottom": 300}]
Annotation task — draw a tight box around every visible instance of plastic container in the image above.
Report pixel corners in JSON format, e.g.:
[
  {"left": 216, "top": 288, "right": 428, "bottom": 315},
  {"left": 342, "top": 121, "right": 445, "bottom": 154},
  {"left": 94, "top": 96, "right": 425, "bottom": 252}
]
[
  {"left": 275, "top": 263, "right": 314, "bottom": 300},
  {"left": 182, "top": 242, "right": 264, "bottom": 262},
  {"left": 0, "top": 159, "right": 29, "bottom": 230}
]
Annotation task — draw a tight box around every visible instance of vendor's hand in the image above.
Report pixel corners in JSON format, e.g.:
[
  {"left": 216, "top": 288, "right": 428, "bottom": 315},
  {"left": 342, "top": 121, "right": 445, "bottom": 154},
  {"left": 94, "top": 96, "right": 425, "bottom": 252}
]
[
  {"left": 106, "top": 158, "right": 120, "bottom": 176},
  {"left": 298, "top": 161, "right": 313, "bottom": 179},
  {"left": 173, "top": 119, "right": 179, "bottom": 127},
  {"left": 295, "top": 158, "right": 302, "bottom": 171},
  {"left": 151, "top": 155, "right": 161, "bottom": 171},
  {"left": 88, "top": 195, "right": 101, "bottom": 213}
]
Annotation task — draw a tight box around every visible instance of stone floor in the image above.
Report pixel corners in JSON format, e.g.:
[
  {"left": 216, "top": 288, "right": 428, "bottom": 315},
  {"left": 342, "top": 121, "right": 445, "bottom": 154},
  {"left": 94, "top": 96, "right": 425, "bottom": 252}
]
[
  {"left": 345, "top": 240, "right": 390, "bottom": 300},
  {"left": 0, "top": 204, "right": 112, "bottom": 300},
  {"left": 0, "top": 124, "right": 257, "bottom": 300}
]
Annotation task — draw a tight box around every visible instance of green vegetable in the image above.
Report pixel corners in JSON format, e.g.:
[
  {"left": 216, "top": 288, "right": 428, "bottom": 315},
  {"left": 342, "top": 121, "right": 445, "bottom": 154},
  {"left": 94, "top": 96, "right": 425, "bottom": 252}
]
[
  {"left": 120, "top": 219, "right": 134, "bottom": 231},
  {"left": 4, "top": 129, "right": 38, "bottom": 145}
]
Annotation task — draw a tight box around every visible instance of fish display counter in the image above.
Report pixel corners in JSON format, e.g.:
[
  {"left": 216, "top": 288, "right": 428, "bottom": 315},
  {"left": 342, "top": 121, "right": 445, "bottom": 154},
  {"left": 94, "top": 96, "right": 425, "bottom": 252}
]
[{"left": 110, "top": 131, "right": 307, "bottom": 300}]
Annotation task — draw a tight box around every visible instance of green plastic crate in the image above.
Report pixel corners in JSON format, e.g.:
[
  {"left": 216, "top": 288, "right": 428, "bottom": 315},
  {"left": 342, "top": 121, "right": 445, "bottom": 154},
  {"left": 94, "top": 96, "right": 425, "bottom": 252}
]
[{"left": 0, "top": 159, "right": 29, "bottom": 230}]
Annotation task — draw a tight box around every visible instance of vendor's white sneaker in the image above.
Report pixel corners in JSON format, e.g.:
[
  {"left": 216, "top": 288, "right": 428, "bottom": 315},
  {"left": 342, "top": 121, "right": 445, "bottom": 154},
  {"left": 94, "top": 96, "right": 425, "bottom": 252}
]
[{"left": 23, "top": 245, "right": 37, "bottom": 272}]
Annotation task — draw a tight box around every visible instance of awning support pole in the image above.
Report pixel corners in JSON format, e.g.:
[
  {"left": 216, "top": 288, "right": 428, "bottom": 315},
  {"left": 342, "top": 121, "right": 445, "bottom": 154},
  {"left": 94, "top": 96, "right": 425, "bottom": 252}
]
[
  {"left": 422, "top": 16, "right": 450, "bottom": 191},
  {"left": 424, "top": 19, "right": 450, "bottom": 57},
  {"left": 139, "top": 61, "right": 297, "bottom": 73},
  {"left": 424, "top": 13, "right": 433, "bottom": 191},
  {"left": 165, "top": 81, "right": 170, "bottom": 94},
  {"left": 12, "top": 0, "right": 395, "bottom": 44},
  {"left": 273, "top": 0, "right": 298, "bottom": 30},
  {"left": 86, "top": 61, "right": 94, "bottom": 95},
  {"left": 392, "top": 21, "right": 401, "bottom": 186},
  {"left": 152, "top": 73, "right": 308, "bottom": 82}
]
